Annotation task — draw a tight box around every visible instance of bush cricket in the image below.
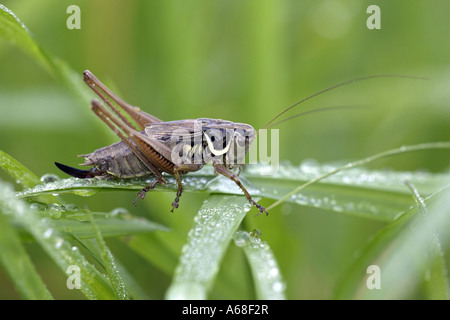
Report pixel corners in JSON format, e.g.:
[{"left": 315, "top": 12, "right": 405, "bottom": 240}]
[{"left": 55, "top": 71, "right": 419, "bottom": 214}]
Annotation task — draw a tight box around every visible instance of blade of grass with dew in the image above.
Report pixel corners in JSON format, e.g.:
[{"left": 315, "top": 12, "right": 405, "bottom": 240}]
[
  {"left": 233, "top": 230, "right": 286, "bottom": 299},
  {"left": 0, "top": 5, "right": 96, "bottom": 112},
  {"left": 0, "top": 150, "right": 40, "bottom": 188},
  {"left": 266, "top": 142, "right": 450, "bottom": 212},
  {"left": 0, "top": 208, "right": 53, "bottom": 299},
  {"left": 0, "top": 5, "right": 50, "bottom": 73},
  {"left": 334, "top": 183, "right": 450, "bottom": 299},
  {"left": 246, "top": 164, "right": 449, "bottom": 221},
  {"left": 47, "top": 210, "right": 169, "bottom": 240},
  {"left": 126, "top": 233, "right": 179, "bottom": 276},
  {"left": 34, "top": 206, "right": 160, "bottom": 299},
  {"left": 17, "top": 155, "right": 450, "bottom": 222},
  {"left": 404, "top": 181, "right": 450, "bottom": 299},
  {"left": 0, "top": 181, "right": 115, "bottom": 299},
  {"left": 89, "top": 212, "right": 128, "bottom": 300},
  {"left": 0, "top": 149, "right": 59, "bottom": 204},
  {"left": 114, "top": 260, "right": 151, "bottom": 300},
  {"left": 13, "top": 201, "right": 169, "bottom": 241},
  {"left": 165, "top": 195, "right": 253, "bottom": 299},
  {"left": 0, "top": 5, "right": 134, "bottom": 146}
]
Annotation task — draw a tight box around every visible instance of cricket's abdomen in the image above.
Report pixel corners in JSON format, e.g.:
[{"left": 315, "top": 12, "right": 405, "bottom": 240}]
[
  {"left": 55, "top": 140, "right": 158, "bottom": 180},
  {"left": 80, "top": 140, "right": 156, "bottom": 178}
]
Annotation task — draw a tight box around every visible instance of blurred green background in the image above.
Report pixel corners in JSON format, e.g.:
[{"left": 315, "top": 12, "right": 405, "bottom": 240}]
[{"left": 0, "top": 0, "right": 449, "bottom": 299}]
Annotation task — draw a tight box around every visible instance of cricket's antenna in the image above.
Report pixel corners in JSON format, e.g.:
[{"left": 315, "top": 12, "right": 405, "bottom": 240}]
[
  {"left": 261, "top": 74, "right": 427, "bottom": 130},
  {"left": 261, "top": 105, "right": 364, "bottom": 131}
]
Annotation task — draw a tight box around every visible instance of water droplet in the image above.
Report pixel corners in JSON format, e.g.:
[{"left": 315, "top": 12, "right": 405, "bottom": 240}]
[
  {"left": 269, "top": 267, "right": 279, "bottom": 277},
  {"left": 30, "top": 202, "right": 45, "bottom": 211},
  {"left": 43, "top": 228, "right": 53, "bottom": 239},
  {"left": 63, "top": 204, "right": 80, "bottom": 212},
  {"left": 46, "top": 203, "right": 62, "bottom": 218},
  {"left": 233, "top": 231, "right": 251, "bottom": 247},
  {"left": 54, "top": 238, "right": 63, "bottom": 249},
  {"left": 73, "top": 189, "right": 98, "bottom": 197},
  {"left": 249, "top": 229, "right": 261, "bottom": 239},
  {"left": 272, "top": 281, "right": 285, "bottom": 292},
  {"left": 40, "top": 173, "right": 60, "bottom": 183},
  {"left": 109, "top": 207, "right": 129, "bottom": 217}
]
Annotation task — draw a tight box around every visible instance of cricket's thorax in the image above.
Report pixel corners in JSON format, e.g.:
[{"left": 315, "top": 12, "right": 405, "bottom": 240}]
[{"left": 144, "top": 118, "right": 256, "bottom": 168}]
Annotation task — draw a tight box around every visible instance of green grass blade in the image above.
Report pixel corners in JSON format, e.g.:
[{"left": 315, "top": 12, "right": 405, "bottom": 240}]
[
  {"left": 126, "top": 233, "right": 179, "bottom": 276},
  {"left": 0, "top": 5, "right": 49, "bottom": 72},
  {"left": 47, "top": 208, "right": 169, "bottom": 239},
  {"left": 233, "top": 230, "right": 286, "bottom": 300},
  {"left": 404, "top": 181, "right": 450, "bottom": 299},
  {"left": 165, "top": 195, "right": 253, "bottom": 299},
  {"left": 267, "top": 142, "right": 450, "bottom": 211},
  {"left": 335, "top": 184, "right": 450, "bottom": 299},
  {"left": 18, "top": 157, "right": 450, "bottom": 222},
  {"left": 0, "top": 149, "right": 40, "bottom": 189},
  {"left": 0, "top": 181, "right": 115, "bottom": 299},
  {"left": 0, "top": 5, "right": 93, "bottom": 107},
  {"left": 0, "top": 150, "right": 61, "bottom": 206},
  {"left": 89, "top": 213, "right": 128, "bottom": 300},
  {"left": 0, "top": 208, "right": 53, "bottom": 300}
]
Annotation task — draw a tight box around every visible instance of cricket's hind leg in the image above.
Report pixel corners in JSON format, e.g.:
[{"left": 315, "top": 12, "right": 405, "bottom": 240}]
[{"left": 133, "top": 179, "right": 162, "bottom": 206}]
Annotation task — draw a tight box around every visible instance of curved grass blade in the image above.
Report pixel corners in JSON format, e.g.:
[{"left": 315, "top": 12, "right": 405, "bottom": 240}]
[
  {"left": 233, "top": 230, "right": 286, "bottom": 299},
  {"left": 89, "top": 212, "right": 128, "bottom": 300},
  {"left": 335, "top": 183, "right": 450, "bottom": 299},
  {"left": 404, "top": 181, "right": 449, "bottom": 299},
  {"left": 44, "top": 207, "right": 169, "bottom": 239},
  {"left": 17, "top": 157, "right": 450, "bottom": 222},
  {"left": 0, "top": 207, "right": 53, "bottom": 299},
  {"left": 0, "top": 5, "right": 94, "bottom": 108},
  {"left": 0, "top": 181, "right": 115, "bottom": 299},
  {"left": 126, "top": 233, "right": 179, "bottom": 276},
  {"left": 0, "top": 150, "right": 62, "bottom": 206},
  {"left": 165, "top": 195, "right": 253, "bottom": 300},
  {"left": 267, "top": 142, "right": 450, "bottom": 212},
  {"left": 0, "top": 5, "right": 49, "bottom": 71},
  {"left": 0, "top": 150, "right": 40, "bottom": 189}
]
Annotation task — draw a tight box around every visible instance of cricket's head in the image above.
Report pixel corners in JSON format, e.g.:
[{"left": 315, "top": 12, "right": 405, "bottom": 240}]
[{"left": 197, "top": 118, "right": 256, "bottom": 166}]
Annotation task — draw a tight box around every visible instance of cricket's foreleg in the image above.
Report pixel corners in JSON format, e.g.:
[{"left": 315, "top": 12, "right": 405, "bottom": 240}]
[{"left": 213, "top": 163, "right": 268, "bottom": 216}]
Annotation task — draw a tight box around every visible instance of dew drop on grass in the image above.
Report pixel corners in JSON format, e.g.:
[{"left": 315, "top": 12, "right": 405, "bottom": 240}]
[
  {"left": 73, "top": 189, "right": 98, "bottom": 197},
  {"left": 249, "top": 229, "right": 261, "bottom": 239},
  {"left": 54, "top": 237, "right": 63, "bottom": 249},
  {"left": 233, "top": 231, "right": 251, "bottom": 247},
  {"left": 46, "top": 203, "right": 62, "bottom": 218},
  {"left": 109, "top": 207, "right": 129, "bottom": 217},
  {"left": 40, "top": 173, "right": 60, "bottom": 183},
  {"left": 63, "top": 203, "right": 80, "bottom": 212},
  {"left": 272, "top": 280, "right": 286, "bottom": 293},
  {"left": 43, "top": 228, "right": 53, "bottom": 239}
]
